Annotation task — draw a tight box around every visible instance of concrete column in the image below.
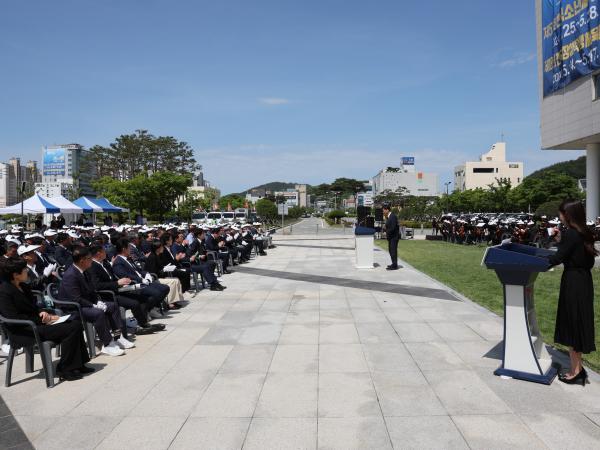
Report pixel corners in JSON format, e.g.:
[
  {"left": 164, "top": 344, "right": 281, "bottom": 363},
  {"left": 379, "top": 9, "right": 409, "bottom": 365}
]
[{"left": 586, "top": 143, "right": 600, "bottom": 221}]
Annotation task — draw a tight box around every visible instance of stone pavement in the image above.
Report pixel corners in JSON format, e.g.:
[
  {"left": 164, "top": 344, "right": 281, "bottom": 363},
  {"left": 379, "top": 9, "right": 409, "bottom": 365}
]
[{"left": 2, "top": 222, "right": 600, "bottom": 449}]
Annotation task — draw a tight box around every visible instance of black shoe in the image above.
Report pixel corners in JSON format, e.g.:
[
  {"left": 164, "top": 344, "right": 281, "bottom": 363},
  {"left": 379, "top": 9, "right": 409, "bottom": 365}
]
[
  {"left": 386, "top": 265, "right": 399, "bottom": 271},
  {"left": 259, "top": 252, "right": 267, "bottom": 256},
  {"left": 135, "top": 327, "right": 155, "bottom": 335},
  {"left": 218, "top": 283, "right": 227, "bottom": 290},
  {"left": 78, "top": 365, "right": 95, "bottom": 375},
  {"left": 559, "top": 368, "right": 588, "bottom": 386},
  {"left": 58, "top": 370, "right": 83, "bottom": 381},
  {"left": 223, "top": 269, "right": 233, "bottom": 274},
  {"left": 210, "top": 284, "right": 224, "bottom": 291},
  {"left": 149, "top": 323, "right": 166, "bottom": 331}
]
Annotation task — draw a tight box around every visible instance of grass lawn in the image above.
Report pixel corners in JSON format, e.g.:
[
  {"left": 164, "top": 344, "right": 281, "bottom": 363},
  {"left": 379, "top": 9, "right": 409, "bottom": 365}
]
[{"left": 376, "top": 239, "right": 600, "bottom": 371}]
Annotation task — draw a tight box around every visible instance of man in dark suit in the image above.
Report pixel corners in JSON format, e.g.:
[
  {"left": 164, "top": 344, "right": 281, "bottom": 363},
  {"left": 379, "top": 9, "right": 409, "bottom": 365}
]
[
  {"left": 112, "top": 238, "right": 171, "bottom": 318},
  {"left": 383, "top": 203, "right": 402, "bottom": 270},
  {"left": 87, "top": 244, "right": 162, "bottom": 335},
  {"left": 54, "top": 232, "right": 74, "bottom": 268},
  {"left": 128, "top": 233, "right": 147, "bottom": 264},
  {"left": 58, "top": 247, "right": 131, "bottom": 356},
  {"left": 186, "top": 229, "right": 224, "bottom": 291},
  {"left": 205, "top": 227, "right": 231, "bottom": 274}
]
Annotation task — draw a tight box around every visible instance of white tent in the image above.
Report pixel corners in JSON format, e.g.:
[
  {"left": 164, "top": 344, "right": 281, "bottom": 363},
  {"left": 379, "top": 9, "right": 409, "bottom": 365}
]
[
  {"left": 48, "top": 195, "right": 84, "bottom": 214},
  {"left": 0, "top": 194, "right": 62, "bottom": 215}
]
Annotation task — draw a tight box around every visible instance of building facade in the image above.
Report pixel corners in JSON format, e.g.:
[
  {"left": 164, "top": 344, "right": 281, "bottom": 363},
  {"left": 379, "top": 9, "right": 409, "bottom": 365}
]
[
  {"left": 536, "top": 0, "right": 600, "bottom": 220},
  {"left": 454, "top": 142, "right": 523, "bottom": 192},
  {"left": 0, "top": 157, "right": 42, "bottom": 207},
  {"left": 372, "top": 158, "right": 438, "bottom": 197},
  {"left": 38, "top": 144, "right": 95, "bottom": 198}
]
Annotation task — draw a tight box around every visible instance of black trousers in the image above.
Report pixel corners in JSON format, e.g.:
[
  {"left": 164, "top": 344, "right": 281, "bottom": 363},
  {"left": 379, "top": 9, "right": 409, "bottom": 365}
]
[
  {"left": 117, "top": 294, "right": 148, "bottom": 327},
  {"left": 36, "top": 320, "right": 90, "bottom": 372},
  {"left": 138, "top": 282, "right": 170, "bottom": 307},
  {"left": 81, "top": 302, "right": 122, "bottom": 346},
  {"left": 191, "top": 260, "right": 217, "bottom": 285},
  {"left": 217, "top": 250, "right": 230, "bottom": 269},
  {"left": 388, "top": 237, "right": 399, "bottom": 267},
  {"left": 171, "top": 269, "right": 191, "bottom": 292}
]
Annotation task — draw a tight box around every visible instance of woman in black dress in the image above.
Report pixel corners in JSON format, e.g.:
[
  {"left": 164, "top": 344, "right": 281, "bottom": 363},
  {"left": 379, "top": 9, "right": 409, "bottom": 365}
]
[
  {"left": 0, "top": 257, "right": 92, "bottom": 381},
  {"left": 548, "top": 200, "right": 597, "bottom": 385}
]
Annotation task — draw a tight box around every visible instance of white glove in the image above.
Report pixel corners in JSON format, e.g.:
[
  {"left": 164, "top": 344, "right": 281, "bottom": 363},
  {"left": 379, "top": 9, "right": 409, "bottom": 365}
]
[
  {"left": 163, "top": 264, "right": 176, "bottom": 272},
  {"left": 242, "top": 241, "right": 249, "bottom": 246},
  {"left": 43, "top": 265, "right": 53, "bottom": 278},
  {"left": 135, "top": 283, "right": 142, "bottom": 289},
  {"left": 226, "top": 236, "right": 233, "bottom": 242},
  {"left": 94, "top": 301, "right": 108, "bottom": 312},
  {"left": 144, "top": 273, "right": 153, "bottom": 283}
]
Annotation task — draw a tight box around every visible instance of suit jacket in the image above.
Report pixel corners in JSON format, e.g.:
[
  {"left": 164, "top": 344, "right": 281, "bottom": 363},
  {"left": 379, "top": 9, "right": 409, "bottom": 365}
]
[
  {"left": 129, "top": 243, "right": 146, "bottom": 263},
  {"left": 0, "top": 282, "right": 43, "bottom": 328},
  {"left": 88, "top": 260, "right": 120, "bottom": 292},
  {"left": 205, "top": 233, "right": 219, "bottom": 252},
  {"left": 58, "top": 265, "right": 99, "bottom": 308},
  {"left": 112, "top": 255, "right": 146, "bottom": 283},
  {"left": 145, "top": 253, "right": 165, "bottom": 277},
  {"left": 54, "top": 245, "right": 73, "bottom": 268},
  {"left": 172, "top": 243, "right": 186, "bottom": 256},
  {"left": 385, "top": 212, "right": 399, "bottom": 240}
]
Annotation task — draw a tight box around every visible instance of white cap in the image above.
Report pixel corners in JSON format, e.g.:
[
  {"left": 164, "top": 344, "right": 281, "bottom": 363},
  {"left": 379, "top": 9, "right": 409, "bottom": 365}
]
[
  {"left": 43, "top": 229, "right": 58, "bottom": 237},
  {"left": 6, "top": 236, "right": 21, "bottom": 246},
  {"left": 17, "top": 244, "right": 40, "bottom": 256},
  {"left": 67, "top": 230, "right": 80, "bottom": 239}
]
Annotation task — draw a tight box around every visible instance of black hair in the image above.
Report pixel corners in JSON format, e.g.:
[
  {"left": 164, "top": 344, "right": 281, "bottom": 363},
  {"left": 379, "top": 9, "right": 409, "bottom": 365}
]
[
  {"left": 89, "top": 244, "right": 105, "bottom": 256},
  {"left": 0, "top": 256, "right": 28, "bottom": 282},
  {"left": 115, "top": 238, "right": 130, "bottom": 254},
  {"left": 559, "top": 199, "right": 598, "bottom": 257},
  {"left": 56, "top": 232, "right": 69, "bottom": 243},
  {"left": 160, "top": 233, "right": 172, "bottom": 245},
  {"left": 150, "top": 240, "right": 163, "bottom": 254},
  {"left": 72, "top": 246, "right": 91, "bottom": 263}
]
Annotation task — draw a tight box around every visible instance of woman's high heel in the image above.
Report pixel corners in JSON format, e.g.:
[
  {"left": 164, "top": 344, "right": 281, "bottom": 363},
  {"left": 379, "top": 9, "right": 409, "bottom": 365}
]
[{"left": 559, "top": 368, "right": 588, "bottom": 386}]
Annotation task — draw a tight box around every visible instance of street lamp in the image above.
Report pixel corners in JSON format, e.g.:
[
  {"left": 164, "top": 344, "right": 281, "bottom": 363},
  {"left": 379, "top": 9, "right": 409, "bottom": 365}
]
[{"left": 444, "top": 181, "right": 452, "bottom": 195}]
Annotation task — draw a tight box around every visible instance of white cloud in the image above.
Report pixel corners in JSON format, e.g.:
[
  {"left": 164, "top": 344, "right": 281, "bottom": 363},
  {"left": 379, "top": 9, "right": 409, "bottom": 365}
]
[
  {"left": 258, "top": 97, "right": 290, "bottom": 106},
  {"left": 493, "top": 52, "right": 535, "bottom": 69}
]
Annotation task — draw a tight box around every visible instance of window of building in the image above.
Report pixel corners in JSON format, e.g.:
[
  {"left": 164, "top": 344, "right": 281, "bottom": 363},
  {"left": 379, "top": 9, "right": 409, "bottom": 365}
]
[
  {"left": 509, "top": 163, "right": 519, "bottom": 168},
  {"left": 473, "top": 168, "right": 494, "bottom": 173},
  {"left": 486, "top": 157, "right": 492, "bottom": 161},
  {"left": 517, "top": 177, "right": 521, "bottom": 183},
  {"left": 495, "top": 168, "right": 498, "bottom": 173},
  {"left": 594, "top": 74, "right": 600, "bottom": 100}
]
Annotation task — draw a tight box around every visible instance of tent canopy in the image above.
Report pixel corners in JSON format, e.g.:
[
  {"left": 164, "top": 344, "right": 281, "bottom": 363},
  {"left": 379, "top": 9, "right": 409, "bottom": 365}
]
[
  {"left": 0, "top": 194, "right": 62, "bottom": 215},
  {"left": 45, "top": 195, "right": 83, "bottom": 214},
  {"left": 92, "top": 197, "right": 129, "bottom": 213},
  {"left": 72, "top": 196, "right": 103, "bottom": 213}
]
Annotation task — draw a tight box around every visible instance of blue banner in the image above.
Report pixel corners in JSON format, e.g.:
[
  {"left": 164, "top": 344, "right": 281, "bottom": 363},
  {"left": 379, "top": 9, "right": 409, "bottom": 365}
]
[
  {"left": 43, "top": 147, "right": 66, "bottom": 176},
  {"left": 542, "top": 0, "right": 600, "bottom": 96}
]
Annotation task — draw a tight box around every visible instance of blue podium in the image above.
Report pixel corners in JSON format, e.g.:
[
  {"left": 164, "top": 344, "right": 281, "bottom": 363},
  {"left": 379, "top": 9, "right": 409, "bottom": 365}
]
[{"left": 483, "top": 243, "right": 558, "bottom": 384}]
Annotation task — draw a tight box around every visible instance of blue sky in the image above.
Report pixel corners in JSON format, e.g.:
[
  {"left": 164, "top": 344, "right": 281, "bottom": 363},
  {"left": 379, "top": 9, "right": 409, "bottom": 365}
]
[{"left": 0, "top": 0, "right": 584, "bottom": 194}]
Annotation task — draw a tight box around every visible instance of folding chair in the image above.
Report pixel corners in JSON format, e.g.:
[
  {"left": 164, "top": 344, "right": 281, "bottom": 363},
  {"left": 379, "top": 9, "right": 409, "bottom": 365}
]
[
  {"left": 45, "top": 283, "right": 97, "bottom": 358},
  {"left": 0, "top": 314, "right": 58, "bottom": 388}
]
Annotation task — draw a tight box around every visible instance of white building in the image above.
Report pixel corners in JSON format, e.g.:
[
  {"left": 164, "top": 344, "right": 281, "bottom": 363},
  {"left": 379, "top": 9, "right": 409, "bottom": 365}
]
[
  {"left": 34, "top": 182, "right": 73, "bottom": 198},
  {"left": 41, "top": 144, "right": 95, "bottom": 197},
  {"left": 274, "top": 190, "right": 299, "bottom": 206},
  {"left": 0, "top": 163, "right": 9, "bottom": 207},
  {"left": 454, "top": 142, "right": 523, "bottom": 192},
  {"left": 372, "top": 157, "right": 438, "bottom": 197}
]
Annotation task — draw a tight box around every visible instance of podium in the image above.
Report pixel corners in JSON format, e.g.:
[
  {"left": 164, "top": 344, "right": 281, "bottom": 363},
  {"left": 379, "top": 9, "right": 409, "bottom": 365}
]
[
  {"left": 355, "top": 226, "right": 375, "bottom": 269},
  {"left": 483, "top": 243, "right": 558, "bottom": 385}
]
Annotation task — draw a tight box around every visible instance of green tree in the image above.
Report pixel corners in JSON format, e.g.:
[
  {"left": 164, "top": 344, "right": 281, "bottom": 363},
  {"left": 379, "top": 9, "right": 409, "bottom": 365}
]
[
  {"left": 83, "top": 130, "right": 199, "bottom": 182},
  {"left": 507, "top": 172, "right": 583, "bottom": 212},
  {"left": 255, "top": 198, "right": 277, "bottom": 221},
  {"left": 327, "top": 210, "right": 346, "bottom": 224},
  {"left": 219, "top": 194, "right": 245, "bottom": 210},
  {"left": 93, "top": 171, "right": 192, "bottom": 220}
]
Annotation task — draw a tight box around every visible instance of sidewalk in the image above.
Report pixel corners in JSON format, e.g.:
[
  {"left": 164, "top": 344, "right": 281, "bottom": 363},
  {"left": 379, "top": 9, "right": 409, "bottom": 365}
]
[{"left": 2, "top": 232, "right": 600, "bottom": 449}]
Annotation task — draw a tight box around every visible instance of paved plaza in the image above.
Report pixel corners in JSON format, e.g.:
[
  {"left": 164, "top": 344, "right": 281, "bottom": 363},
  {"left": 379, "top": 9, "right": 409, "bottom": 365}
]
[{"left": 3, "top": 219, "right": 600, "bottom": 449}]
